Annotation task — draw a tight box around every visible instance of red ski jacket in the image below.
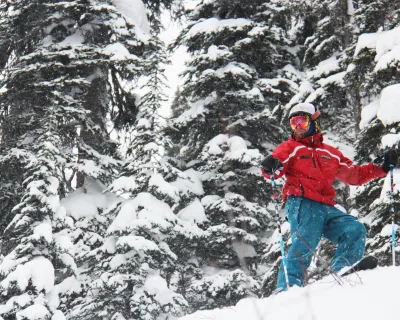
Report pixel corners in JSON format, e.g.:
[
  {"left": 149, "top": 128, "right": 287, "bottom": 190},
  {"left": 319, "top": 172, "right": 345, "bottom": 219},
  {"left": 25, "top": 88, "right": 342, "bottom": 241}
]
[{"left": 261, "top": 132, "right": 386, "bottom": 205}]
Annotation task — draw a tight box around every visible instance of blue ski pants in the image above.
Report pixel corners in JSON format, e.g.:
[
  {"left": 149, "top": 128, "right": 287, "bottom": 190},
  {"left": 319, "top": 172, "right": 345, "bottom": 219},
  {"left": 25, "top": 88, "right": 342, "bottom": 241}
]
[{"left": 277, "top": 196, "right": 366, "bottom": 290}]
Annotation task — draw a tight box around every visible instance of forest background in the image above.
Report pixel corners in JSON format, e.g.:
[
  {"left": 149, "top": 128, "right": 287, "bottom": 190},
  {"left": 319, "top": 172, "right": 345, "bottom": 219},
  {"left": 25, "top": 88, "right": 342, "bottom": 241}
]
[{"left": 0, "top": 0, "right": 399, "bottom": 319}]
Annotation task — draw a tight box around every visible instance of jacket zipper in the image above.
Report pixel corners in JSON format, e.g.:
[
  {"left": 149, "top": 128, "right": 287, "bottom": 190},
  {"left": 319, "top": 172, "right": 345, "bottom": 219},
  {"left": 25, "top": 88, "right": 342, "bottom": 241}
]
[{"left": 312, "top": 152, "right": 316, "bottom": 168}]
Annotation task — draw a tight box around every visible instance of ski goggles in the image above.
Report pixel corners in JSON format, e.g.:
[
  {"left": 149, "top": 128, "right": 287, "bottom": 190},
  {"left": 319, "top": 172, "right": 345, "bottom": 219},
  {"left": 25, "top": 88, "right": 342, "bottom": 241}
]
[{"left": 290, "top": 115, "right": 310, "bottom": 130}]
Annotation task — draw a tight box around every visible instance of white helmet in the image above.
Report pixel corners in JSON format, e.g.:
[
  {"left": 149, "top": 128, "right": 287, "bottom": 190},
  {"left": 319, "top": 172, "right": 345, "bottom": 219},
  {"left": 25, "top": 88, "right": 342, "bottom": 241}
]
[{"left": 289, "top": 102, "right": 320, "bottom": 120}]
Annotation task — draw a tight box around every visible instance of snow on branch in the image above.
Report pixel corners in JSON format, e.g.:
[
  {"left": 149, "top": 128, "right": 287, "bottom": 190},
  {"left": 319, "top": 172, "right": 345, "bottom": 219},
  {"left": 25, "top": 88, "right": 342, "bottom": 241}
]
[{"left": 354, "top": 26, "right": 400, "bottom": 66}]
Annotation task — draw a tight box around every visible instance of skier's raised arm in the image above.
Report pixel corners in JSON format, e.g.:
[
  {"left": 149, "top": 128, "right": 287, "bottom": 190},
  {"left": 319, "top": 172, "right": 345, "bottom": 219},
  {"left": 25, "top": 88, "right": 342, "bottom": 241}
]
[{"left": 335, "top": 151, "right": 394, "bottom": 186}]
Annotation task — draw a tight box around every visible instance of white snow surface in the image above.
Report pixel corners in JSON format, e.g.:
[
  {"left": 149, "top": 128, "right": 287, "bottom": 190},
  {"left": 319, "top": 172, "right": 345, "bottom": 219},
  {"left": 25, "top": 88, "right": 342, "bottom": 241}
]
[
  {"left": 32, "top": 222, "right": 53, "bottom": 243},
  {"left": 58, "top": 30, "right": 84, "bottom": 48},
  {"left": 179, "top": 267, "right": 400, "bottom": 320},
  {"left": 116, "top": 235, "right": 159, "bottom": 252},
  {"left": 54, "top": 276, "right": 82, "bottom": 297},
  {"left": 103, "top": 42, "right": 137, "bottom": 61},
  {"left": 60, "top": 178, "right": 119, "bottom": 220},
  {"left": 149, "top": 173, "right": 180, "bottom": 201},
  {"left": 232, "top": 242, "right": 257, "bottom": 259},
  {"left": 1, "top": 257, "right": 55, "bottom": 294},
  {"left": 317, "top": 71, "right": 346, "bottom": 87},
  {"left": 205, "top": 134, "right": 261, "bottom": 163},
  {"left": 379, "top": 169, "right": 400, "bottom": 202},
  {"left": 382, "top": 133, "right": 400, "bottom": 149},
  {"left": 26, "top": 177, "right": 60, "bottom": 214},
  {"left": 307, "top": 56, "right": 340, "bottom": 79},
  {"left": 186, "top": 18, "right": 252, "bottom": 39},
  {"left": 355, "top": 26, "right": 400, "bottom": 66},
  {"left": 0, "top": 293, "right": 31, "bottom": 315},
  {"left": 177, "top": 198, "right": 207, "bottom": 224},
  {"left": 107, "top": 192, "right": 178, "bottom": 234},
  {"left": 359, "top": 99, "right": 380, "bottom": 129},
  {"left": 171, "top": 168, "right": 204, "bottom": 196},
  {"left": 112, "top": 0, "right": 150, "bottom": 34},
  {"left": 16, "top": 304, "right": 50, "bottom": 320},
  {"left": 353, "top": 27, "right": 400, "bottom": 132},
  {"left": 380, "top": 224, "right": 398, "bottom": 237},
  {"left": 52, "top": 310, "right": 67, "bottom": 320},
  {"left": 175, "top": 93, "right": 217, "bottom": 123},
  {"left": 144, "top": 273, "right": 174, "bottom": 305},
  {"left": 375, "top": 44, "right": 400, "bottom": 71},
  {"left": 111, "top": 175, "right": 137, "bottom": 191},
  {"left": 359, "top": 84, "right": 400, "bottom": 129},
  {"left": 376, "top": 84, "right": 400, "bottom": 126}
]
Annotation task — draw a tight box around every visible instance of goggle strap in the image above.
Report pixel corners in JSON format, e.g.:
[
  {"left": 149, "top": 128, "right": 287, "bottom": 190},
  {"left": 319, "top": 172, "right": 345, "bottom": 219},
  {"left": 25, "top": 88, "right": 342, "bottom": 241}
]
[{"left": 311, "top": 110, "right": 320, "bottom": 120}]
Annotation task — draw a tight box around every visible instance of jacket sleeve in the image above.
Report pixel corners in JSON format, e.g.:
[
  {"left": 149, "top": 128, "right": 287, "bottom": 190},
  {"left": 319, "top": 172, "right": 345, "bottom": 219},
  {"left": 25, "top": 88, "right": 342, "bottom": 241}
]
[{"left": 336, "top": 153, "right": 387, "bottom": 186}]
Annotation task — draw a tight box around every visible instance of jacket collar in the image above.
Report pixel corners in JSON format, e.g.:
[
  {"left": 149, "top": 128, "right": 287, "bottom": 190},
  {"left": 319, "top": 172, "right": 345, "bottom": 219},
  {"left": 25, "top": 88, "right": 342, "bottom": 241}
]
[{"left": 290, "top": 131, "right": 323, "bottom": 147}]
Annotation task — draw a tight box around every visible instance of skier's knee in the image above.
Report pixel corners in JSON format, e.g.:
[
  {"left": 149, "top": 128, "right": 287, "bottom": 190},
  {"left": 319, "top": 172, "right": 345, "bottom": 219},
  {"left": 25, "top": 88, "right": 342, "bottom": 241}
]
[
  {"left": 357, "top": 222, "right": 366, "bottom": 239},
  {"left": 348, "top": 221, "right": 366, "bottom": 240},
  {"left": 342, "top": 221, "right": 366, "bottom": 241}
]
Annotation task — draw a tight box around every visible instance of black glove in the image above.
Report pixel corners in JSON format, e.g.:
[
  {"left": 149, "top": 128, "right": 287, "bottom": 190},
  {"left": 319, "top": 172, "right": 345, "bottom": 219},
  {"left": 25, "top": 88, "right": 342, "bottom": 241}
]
[
  {"left": 382, "top": 149, "right": 398, "bottom": 173},
  {"left": 261, "top": 155, "right": 283, "bottom": 174}
]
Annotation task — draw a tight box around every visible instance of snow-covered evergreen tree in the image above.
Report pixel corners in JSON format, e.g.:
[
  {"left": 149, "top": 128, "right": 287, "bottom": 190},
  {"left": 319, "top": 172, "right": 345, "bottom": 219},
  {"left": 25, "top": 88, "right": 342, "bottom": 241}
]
[
  {"left": 167, "top": 0, "right": 306, "bottom": 305},
  {"left": 0, "top": 0, "right": 149, "bottom": 200},
  {"left": 70, "top": 23, "right": 205, "bottom": 318},
  {"left": 0, "top": 107, "right": 73, "bottom": 318},
  {"left": 348, "top": 4, "right": 400, "bottom": 265},
  {"left": 69, "top": 193, "right": 198, "bottom": 320},
  {"left": 290, "top": 0, "right": 356, "bottom": 141},
  {"left": 0, "top": 0, "right": 164, "bottom": 317}
]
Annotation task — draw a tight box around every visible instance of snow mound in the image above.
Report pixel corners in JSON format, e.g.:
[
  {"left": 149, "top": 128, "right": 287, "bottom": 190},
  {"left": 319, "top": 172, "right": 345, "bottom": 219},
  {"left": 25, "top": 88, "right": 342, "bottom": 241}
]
[{"left": 179, "top": 267, "right": 400, "bottom": 320}]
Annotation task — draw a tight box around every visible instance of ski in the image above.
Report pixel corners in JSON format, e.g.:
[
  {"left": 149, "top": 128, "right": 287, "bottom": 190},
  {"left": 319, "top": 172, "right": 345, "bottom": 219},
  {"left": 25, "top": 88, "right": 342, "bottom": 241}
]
[{"left": 339, "top": 255, "right": 378, "bottom": 277}]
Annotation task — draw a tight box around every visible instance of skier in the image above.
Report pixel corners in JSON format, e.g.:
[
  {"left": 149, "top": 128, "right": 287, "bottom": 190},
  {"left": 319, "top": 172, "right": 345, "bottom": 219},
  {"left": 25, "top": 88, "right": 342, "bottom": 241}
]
[{"left": 261, "top": 102, "right": 398, "bottom": 292}]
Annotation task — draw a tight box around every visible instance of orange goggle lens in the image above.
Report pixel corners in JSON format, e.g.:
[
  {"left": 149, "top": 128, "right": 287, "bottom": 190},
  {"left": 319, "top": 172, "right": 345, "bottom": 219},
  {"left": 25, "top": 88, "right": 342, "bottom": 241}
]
[{"left": 290, "top": 115, "right": 310, "bottom": 130}]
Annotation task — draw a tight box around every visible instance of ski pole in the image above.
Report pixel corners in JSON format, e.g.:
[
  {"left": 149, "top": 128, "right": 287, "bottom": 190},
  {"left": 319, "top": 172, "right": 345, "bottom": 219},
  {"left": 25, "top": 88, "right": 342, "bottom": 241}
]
[
  {"left": 390, "top": 164, "right": 396, "bottom": 266},
  {"left": 270, "top": 173, "right": 290, "bottom": 289},
  {"left": 296, "top": 235, "right": 344, "bottom": 285}
]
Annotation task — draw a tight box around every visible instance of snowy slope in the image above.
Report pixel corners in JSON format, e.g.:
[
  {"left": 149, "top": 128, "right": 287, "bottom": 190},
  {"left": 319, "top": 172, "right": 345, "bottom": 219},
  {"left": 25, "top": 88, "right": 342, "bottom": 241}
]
[{"left": 179, "top": 267, "right": 400, "bottom": 320}]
